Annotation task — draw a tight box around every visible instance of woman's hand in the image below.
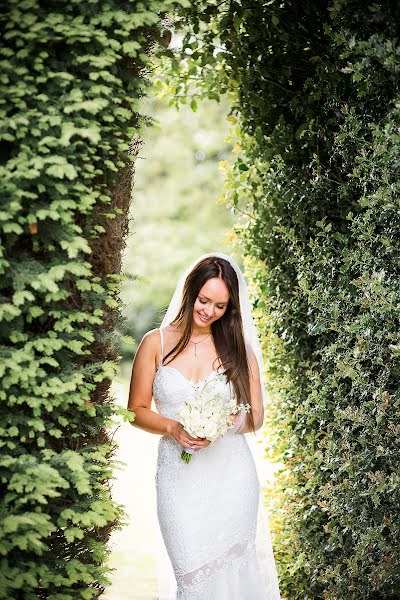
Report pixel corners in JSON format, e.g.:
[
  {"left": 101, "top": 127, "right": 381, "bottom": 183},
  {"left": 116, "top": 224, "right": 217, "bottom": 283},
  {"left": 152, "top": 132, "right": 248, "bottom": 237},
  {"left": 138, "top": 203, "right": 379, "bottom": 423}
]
[
  {"left": 230, "top": 413, "right": 239, "bottom": 424},
  {"left": 227, "top": 411, "right": 246, "bottom": 434},
  {"left": 169, "top": 421, "right": 211, "bottom": 451}
]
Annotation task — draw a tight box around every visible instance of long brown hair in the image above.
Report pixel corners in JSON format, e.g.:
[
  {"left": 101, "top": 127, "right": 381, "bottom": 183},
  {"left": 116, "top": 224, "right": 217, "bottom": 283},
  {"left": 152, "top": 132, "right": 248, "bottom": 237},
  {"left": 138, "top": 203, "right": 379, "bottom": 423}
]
[{"left": 162, "top": 256, "right": 256, "bottom": 434}]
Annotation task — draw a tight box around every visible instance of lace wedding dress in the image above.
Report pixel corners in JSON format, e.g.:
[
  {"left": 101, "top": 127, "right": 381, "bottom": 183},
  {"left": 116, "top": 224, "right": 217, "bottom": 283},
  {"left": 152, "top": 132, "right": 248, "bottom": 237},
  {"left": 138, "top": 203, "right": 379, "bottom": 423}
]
[{"left": 152, "top": 327, "right": 281, "bottom": 600}]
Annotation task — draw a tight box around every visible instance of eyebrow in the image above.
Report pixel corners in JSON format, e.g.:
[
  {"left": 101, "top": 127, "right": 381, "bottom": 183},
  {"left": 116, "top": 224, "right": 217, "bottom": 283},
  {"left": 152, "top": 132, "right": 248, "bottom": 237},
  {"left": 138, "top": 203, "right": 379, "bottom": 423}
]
[{"left": 199, "top": 294, "right": 229, "bottom": 305}]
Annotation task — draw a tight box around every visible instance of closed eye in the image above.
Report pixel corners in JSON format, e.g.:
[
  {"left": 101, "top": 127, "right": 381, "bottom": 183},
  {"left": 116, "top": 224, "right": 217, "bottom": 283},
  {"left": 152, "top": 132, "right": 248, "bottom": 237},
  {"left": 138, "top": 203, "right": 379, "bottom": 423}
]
[{"left": 199, "top": 298, "right": 226, "bottom": 309}]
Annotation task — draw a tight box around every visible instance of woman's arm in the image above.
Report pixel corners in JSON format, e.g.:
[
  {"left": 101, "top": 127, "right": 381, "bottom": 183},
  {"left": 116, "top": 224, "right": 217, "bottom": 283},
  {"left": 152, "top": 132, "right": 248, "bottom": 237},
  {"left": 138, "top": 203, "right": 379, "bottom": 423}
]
[
  {"left": 232, "top": 347, "right": 264, "bottom": 434},
  {"left": 127, "top": 330, "right": 174, "bottom": 436},
  {"left": 127, "top": 330, "right": 207, "bottom": 451}
]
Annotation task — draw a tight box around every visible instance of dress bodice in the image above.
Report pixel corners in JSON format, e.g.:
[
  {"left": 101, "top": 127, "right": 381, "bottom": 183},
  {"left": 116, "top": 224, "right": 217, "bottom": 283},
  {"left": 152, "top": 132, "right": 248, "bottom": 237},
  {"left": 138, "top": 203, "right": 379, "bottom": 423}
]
[
  {"left": 152, "top": 364, "right": 232, "bottom": 422},
  {"left": 152, "top": 328, "right": 232, "bottom": 422}
]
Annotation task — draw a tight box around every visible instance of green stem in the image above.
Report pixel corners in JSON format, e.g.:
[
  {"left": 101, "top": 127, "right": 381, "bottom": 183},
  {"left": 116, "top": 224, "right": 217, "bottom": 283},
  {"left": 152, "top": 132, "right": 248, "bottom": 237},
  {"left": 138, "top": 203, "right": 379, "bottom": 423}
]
[{"left": 181, "top": 450, "right": 193, "bottom": 463}]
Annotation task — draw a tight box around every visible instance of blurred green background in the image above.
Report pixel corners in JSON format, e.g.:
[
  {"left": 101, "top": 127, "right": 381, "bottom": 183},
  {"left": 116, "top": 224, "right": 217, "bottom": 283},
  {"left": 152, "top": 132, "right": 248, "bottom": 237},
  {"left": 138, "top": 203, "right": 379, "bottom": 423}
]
[{"left": 119, "top": 91, "right": 240, "bottom": 366}]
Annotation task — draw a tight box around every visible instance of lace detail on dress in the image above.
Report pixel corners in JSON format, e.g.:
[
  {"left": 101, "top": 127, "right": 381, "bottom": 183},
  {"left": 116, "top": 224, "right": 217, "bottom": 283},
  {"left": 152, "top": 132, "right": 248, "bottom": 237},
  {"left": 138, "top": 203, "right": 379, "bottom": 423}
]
[
  {"left": 178, "top": 538, "right": 256, "bottom": 589},
  {"left": 153, "top": 363, "right": 231, "bottom": 422}
]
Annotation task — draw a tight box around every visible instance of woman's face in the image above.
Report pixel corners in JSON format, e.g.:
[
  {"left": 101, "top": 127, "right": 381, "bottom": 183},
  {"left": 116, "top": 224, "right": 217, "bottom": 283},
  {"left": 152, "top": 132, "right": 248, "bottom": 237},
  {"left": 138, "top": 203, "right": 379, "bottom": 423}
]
[{"left": 193, "top": 277, "right": 230, "bottom": 328}]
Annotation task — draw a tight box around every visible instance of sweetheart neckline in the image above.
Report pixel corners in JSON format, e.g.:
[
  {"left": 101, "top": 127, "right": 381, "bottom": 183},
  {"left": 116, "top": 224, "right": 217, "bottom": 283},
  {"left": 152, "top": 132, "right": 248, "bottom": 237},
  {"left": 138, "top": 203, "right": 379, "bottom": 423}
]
[{"left": 155, "top": 364, "right": 225, "bottom": 386}]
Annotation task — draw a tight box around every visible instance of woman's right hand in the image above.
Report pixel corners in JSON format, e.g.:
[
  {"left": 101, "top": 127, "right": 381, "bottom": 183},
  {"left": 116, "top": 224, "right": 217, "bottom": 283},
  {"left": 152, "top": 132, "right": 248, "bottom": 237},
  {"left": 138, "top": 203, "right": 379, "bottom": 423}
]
[{"left": 168, "top": 421, "right": 205, "bottom": 451}]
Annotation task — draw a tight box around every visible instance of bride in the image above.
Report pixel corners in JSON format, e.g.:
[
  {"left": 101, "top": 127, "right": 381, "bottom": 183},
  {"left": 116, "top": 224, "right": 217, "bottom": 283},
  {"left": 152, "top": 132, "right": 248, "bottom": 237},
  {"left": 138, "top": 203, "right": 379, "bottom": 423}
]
[{"left": 128, "top": 252, "right": 281, "bottom": 599}]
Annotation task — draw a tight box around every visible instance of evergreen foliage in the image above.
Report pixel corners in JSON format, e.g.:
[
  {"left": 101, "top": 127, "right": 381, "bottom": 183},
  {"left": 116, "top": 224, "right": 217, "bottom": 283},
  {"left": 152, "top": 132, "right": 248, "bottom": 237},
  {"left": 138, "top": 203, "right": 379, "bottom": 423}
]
[
  {"left": 160, "top": 2, "right": 400, "bottom": 598},
  {"left": 0, "top": 1, "right": 187, "bottom": 597}
]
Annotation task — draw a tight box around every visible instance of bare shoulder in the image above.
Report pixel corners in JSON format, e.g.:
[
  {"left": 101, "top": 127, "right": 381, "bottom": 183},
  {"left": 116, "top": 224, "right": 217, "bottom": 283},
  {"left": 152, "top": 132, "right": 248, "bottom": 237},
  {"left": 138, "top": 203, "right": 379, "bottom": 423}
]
[
  {"left": 157, "top": 324, "right": 182, "bottom": 342},
  {"left": 135, "top": 328, "right": 161, "bottom": 356},
  {"left": 131, "top": 328, "right": 161, "bottom": 376},
  {"left": 142, "top": 326, "right": 179, "bottom": 342},
  {"left": 245, "top": 342, "right": 255, "bottom": 360},
  {"left": 162, "top": 324, "right": 181, "bottom": 334},
  {"left": 142, "top": 327, "right": 161, "bottom": 343},
  {"left": 246, "top": 344, "right": 260, "bottom": 379}
]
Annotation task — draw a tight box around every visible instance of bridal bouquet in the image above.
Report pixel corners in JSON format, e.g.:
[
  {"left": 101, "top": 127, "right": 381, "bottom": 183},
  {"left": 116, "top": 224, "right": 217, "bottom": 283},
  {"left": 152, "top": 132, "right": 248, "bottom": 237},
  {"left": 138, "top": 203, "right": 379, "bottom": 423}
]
[{"left": 178, "top": 372, "right": 251, "bottom": 463}]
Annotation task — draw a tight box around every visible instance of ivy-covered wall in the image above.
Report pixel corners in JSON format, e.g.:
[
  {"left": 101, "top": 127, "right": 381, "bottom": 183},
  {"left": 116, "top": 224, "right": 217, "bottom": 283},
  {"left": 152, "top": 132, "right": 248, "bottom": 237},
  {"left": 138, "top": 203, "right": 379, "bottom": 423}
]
[
  {"left": 160, "top": 1, "right": 400, "bottom": 598},
  {"left": 0, "top": 1, "right": 186, "bottom": 597}
]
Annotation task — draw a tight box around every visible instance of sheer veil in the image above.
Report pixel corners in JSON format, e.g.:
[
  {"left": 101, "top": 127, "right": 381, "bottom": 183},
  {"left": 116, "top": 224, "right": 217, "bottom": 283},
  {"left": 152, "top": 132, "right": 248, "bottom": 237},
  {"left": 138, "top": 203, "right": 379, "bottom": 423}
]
[{"left": 154, "top": 252, "right": 281, "bottom": 599}]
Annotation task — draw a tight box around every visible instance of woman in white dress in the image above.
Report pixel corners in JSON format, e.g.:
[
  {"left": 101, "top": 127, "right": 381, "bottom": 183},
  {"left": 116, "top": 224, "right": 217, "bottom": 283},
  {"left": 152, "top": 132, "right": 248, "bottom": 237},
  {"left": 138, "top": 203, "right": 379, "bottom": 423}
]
[{"left": 128, "top": 252, "right": 281, "bottom": 599}]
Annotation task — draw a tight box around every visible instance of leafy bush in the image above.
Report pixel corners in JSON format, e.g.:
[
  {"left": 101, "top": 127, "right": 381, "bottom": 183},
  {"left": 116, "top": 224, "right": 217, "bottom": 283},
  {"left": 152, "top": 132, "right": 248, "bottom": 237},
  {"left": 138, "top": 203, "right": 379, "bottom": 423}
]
[
  {"left": 0, "top": 1, "right": 187, "bottom": 597},
  {"left": 160, "top": 2, "right": 400, "bottom": 598}
]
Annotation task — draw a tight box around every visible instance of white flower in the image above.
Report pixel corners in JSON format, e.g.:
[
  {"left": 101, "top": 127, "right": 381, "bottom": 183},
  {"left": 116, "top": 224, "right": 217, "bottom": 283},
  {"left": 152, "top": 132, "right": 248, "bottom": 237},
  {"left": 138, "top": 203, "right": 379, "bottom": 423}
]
[{"left": 178, "top": 374, "right": 251, "bottom": 462}]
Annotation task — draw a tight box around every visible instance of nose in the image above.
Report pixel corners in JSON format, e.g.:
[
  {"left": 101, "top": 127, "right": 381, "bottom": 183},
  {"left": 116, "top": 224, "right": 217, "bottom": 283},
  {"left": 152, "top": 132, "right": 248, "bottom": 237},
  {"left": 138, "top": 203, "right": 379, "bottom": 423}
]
[{"left": 203, "top": 306, "right": 214, "bottom": 317}]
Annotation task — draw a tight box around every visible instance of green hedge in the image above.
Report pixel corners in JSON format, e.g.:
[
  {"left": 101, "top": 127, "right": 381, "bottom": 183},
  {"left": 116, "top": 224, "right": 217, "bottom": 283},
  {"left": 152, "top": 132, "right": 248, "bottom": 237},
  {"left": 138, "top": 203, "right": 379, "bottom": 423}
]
[
  {"left": 160, "top": 2, "right": 400, "bottom": 598},
  {"left": 0, "top": 1, "right": 187, "bottom": 597}
]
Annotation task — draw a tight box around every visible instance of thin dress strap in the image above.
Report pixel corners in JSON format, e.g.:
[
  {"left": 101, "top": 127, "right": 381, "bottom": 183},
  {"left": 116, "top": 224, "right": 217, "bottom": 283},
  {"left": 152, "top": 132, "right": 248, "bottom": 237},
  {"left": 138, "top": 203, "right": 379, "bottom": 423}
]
[{"left": 159, "top": 327, "right": 164, "bottom": 366}]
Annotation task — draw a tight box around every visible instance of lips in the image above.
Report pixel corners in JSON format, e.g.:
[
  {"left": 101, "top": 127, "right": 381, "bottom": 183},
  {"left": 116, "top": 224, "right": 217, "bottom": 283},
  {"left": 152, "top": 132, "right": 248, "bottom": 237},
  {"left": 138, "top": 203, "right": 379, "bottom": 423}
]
[{"left": 199, "top": 313, "right": 210, "bottom": 323}]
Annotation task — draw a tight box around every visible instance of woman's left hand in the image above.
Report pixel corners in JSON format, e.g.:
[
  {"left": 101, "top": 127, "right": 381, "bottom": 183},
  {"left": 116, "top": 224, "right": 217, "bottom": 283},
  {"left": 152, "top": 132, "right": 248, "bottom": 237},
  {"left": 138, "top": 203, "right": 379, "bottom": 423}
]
[{"left": 190, "top": 437, "right": 211, "bottom": 451}]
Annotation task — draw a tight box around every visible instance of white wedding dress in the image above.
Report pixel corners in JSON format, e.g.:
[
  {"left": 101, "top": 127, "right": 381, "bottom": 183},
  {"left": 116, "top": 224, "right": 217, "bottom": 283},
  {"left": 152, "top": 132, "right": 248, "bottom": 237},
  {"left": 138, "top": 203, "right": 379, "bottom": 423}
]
[{"left": 152, "top": 327, "right": 281, "bottom": 600}]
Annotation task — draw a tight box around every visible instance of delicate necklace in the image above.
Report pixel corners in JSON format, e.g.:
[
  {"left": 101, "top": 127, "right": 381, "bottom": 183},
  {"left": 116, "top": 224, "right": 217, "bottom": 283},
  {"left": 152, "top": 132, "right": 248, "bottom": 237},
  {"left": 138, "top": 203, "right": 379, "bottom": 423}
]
[{"left": 189, "top": 333, "right": 212, "bottom": 357}]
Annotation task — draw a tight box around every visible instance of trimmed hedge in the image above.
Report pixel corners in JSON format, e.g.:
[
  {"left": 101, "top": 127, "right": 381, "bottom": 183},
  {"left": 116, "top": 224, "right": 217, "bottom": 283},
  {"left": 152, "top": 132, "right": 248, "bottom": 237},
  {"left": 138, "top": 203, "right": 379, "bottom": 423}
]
[
  {"left": 0, "top": 1, "right": 186, "bottom": 597},
  {"left": 160, "top": 2, "right": 400, "bottom": 598}
]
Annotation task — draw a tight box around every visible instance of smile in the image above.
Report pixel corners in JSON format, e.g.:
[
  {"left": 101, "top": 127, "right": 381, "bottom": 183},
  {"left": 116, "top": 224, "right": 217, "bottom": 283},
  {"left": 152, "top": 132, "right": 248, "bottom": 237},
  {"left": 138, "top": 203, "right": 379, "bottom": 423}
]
[{"left": 199, "top": 313, "right": 210, "bottom": 322}]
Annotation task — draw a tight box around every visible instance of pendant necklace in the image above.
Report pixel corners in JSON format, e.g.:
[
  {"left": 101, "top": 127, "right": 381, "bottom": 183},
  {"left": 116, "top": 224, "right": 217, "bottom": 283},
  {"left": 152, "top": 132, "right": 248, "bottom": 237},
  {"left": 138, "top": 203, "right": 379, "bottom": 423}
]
[{"left": 189, "top": 333, "right": 212, "bottom": 357}]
